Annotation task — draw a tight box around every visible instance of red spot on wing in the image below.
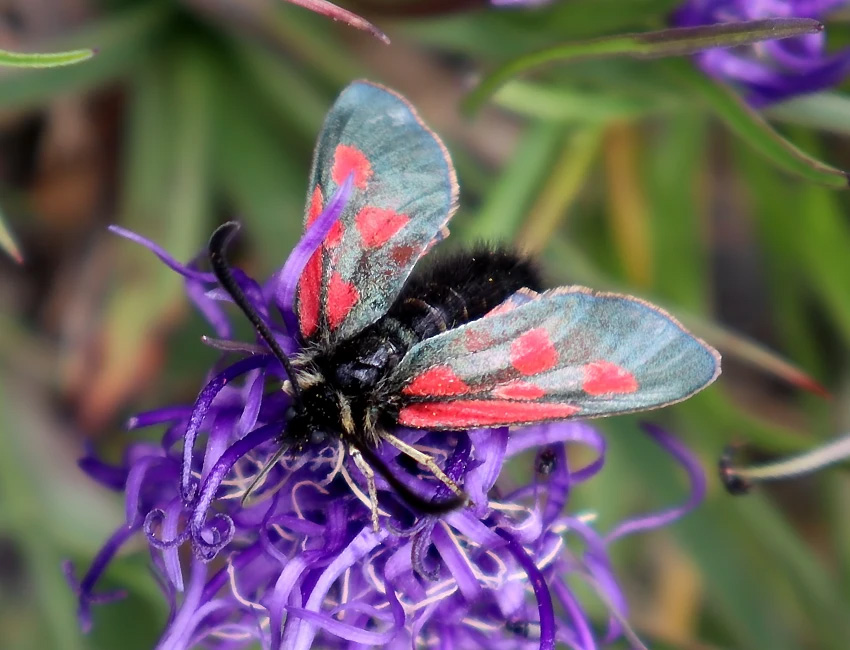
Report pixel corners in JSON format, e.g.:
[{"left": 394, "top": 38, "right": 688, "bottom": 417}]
[
  {"left": 332, "top": 145, "right": 372, "bottom": 189},
  {"left": 510, "top": 328, "right": 558, "bottom": 376},
  {"left": 298, "top": 250, "right": 322, "bottom": 338},
  {"left": 305, "top": 185, "right": 324, "bottom": 228},
  {"left": 403, "top": 366, "right": 470, "bottom": 397},
  {"left": 324, "top": 220, "right": 344, "bottom": 250},
  {"left": 326, "top": 272, "right": 359, "bottom": 331},
  {"left": 492, "top": 381, "right": 545, "bottom": 400},
  {"left": 582, "top": 361, "right": 638, "bottom": 396},
  {"left": 463, "top": 329, "right": 495, "bottom": 353},
  {"left": 398, "top": 400, "right": 579, "bottom": 428},
  {"left": 355, "top": 207, "right": 409, "bottom": 249}
]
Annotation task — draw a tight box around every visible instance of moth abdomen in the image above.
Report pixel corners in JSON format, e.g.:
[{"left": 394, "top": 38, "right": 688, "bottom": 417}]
[{"left": 390, "top": 246, "right": 542, "bottom": 340}]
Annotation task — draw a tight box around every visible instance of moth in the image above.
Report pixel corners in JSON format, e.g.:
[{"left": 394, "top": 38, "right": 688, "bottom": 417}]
[{"left": 209, "top": 81, "right": 721, "bottom": 528}]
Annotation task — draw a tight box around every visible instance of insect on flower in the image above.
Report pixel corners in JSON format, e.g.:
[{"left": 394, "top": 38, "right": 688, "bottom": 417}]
[{"left": 210, "top": 80, "right": 722, "bottom": 531}]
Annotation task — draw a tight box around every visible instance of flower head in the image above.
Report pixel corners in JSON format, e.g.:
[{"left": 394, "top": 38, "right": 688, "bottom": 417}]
[
  {"left": 674, "top": 0, "right": 850, "bottom": 105},
  {"left": 67, "top": 205, "right": 707, "bottom": 648}
]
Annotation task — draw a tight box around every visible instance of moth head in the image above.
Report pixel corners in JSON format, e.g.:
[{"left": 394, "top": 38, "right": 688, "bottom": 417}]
[{"left": 282, "top": 383, "right": 352, "bottom": 449}]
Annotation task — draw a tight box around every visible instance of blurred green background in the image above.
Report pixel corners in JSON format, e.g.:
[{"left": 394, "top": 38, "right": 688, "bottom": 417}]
[{"left": 1, "top": 0, "right": 849, "bottom": 648}]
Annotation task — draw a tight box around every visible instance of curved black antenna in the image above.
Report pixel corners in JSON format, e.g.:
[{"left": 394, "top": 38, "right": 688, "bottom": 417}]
[
  {"left": 356, "top": 443, "right": 466, "bottom": 516},
  {"left": 208, "top": 222, "right": 303, "bottom": 408}
]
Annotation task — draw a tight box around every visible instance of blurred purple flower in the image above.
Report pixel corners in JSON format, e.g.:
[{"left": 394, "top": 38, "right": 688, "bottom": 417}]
[
  {"left": 674, "top": 1, "right": 850, "bottom": 105},
  {"left": 66, "top": 211, "right": 706, "bottom": 649}
]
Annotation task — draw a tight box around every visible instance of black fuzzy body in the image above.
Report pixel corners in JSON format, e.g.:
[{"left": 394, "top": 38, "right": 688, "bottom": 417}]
[{"left": 288, "top": 247, "right": 542, "bottom": 448}]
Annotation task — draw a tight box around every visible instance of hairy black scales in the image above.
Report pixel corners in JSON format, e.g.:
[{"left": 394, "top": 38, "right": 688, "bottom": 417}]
[{"left": 290, "top": 247, "right": 543, "bottom": 448}]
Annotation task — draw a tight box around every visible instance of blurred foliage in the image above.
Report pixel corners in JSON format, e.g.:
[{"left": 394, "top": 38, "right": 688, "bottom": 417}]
[{"left": 0, "top": 0, "right": 849, "bottom": 649}]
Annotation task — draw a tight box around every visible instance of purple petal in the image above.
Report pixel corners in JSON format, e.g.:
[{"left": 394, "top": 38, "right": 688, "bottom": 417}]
[
  {"left": 125, "top": 455, "right": 173, "bottom": 525},
  {"left": 495, "top": 528, "right": 555, "bottom": 650},
  {"left": 465, "top": 427, "right": 508, "bottom": 515},
  {"left": 266, "top": 555, "right": 309, "bottom": 650},
  {"left": 180, "top": 355, "right": 270, "bottom": 503},
  {"left": 64, "top": 523, "right": 139, "bottom": 632},
  {"left": 127, "top": 406, "right": 192, "bottom": 430},
  {"left": 288, "top": 527, "right": 387, "bottom": 650},
  {"left": 432, "top": 524, "right": 482, "bottom": 599},
  {"left": 286, "top": 607, "right": 398, "bottom": 644},
  {"left": 156, "top": 559, "right": 209, "bottom": 650},
  {"left": 161, "top": 498, "right": 187, "bottom": 591},
  {"left": 236, "top": 369, "right": 266, "bottom": 436},
  {"left": 78, "top": 454, "right": 126, "bottom": 491},
  {"left": 108, "top": 226, "right": 215, "bottom": 283},
  {"left": 550, "top": 575, "right": 597, "bottom": 650}
]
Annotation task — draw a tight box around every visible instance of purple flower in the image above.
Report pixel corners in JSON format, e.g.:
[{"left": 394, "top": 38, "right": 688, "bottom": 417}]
[
  {"left": 66, "top": 206, "right": 707, "bottom": 649},
  {"left": 674, "top": 1, "right": 850, "bottom": 105}
]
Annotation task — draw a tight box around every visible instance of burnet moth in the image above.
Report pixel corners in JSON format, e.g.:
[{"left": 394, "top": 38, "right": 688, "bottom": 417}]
[{"left": 209, "top": 80, "right": 722, "bottom": 529}]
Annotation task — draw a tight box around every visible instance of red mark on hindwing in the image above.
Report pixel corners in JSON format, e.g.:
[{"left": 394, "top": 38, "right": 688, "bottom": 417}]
[
  {"left": 403, "top": 366, "right": 470, "bottom": 397},
  {"left": 399, "top": 400, "right": 579, "bottom": 428},
  {"left": 463, "top": 329, "right": 494, "bottom": 353},
  {"left": 355, "top": 207, "right": 409, "bottom": 249},
  {"left": 332, "top": 145, "right": 372, "bottom": 189},
  {"left": 492, "top": 381, "right": 545, "bottom": 400},
  {"left": 298, "top": 251, "right": 322, "bottom": 338},
  {"left": 390, "top": 244, "right": 417, "bottom": 267},
  {"left": 326, "top": 272, "right": 359, "bottom": 331},
  {"left": 582, "top": 361, "right": 638, "bottom": 396},
  {"left": 510, "top": 328, "right": 558, "bottom": 376},
  {"left": 305, "top": 185, "right": 324, "bottom": 228}
]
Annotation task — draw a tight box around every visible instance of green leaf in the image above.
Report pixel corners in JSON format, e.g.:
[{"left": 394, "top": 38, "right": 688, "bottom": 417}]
[
  {"left": 464, "top": 18, "right": 822, "bottom": 114},
  {"left": 492, "top": 80, "right": 668, "bottom": 122},
  {"left": 664, "top": 58, "right": 849, "bottom": 188},
  {"left": 768, "top": 92, "right": 850, "bottom": 136},
  {"left": 0, "top": 47, "right": 94, "bottom": 68},
  {"left": 0, "top": 2, "right": 169, "bottom": 111}
]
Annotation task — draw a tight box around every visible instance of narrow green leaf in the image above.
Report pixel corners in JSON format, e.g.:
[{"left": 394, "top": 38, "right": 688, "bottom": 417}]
[
  {"left": 0, "top": 2, "right": 169, "bottom": 111},
  {"left": 0, "top": 47, "right": 94, "bottom": 68},
  {"left": 518, "top": 126, "right": 603, "bottom": 253},
  {"left": 464, "top": 18, "right": 822, "bottom": 114},
  {"left": 768, "top": 92, "right": 850, "bottom": 136},
  {"left": 492, "top": 80, "right": 666, "bottom": 122},
  {"left": 664, "top": 58, "right": 849, "bottom": 187}
]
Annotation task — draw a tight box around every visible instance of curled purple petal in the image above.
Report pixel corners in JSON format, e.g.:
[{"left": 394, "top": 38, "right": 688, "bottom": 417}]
[
  {"left": 604, "top": 422, "right": 706, "bottom": 543},
  {"left": 109, "top": 226, "right": 216, "bottom": 283},
  {"left": 180, "top": 356, "right": 270, "bottom": 503},
  {"left": 189, "top": 423, "right": 281, "bottom": 560},
  {"left": 64, "top": 523, "right": 138, "bottom": 632}
]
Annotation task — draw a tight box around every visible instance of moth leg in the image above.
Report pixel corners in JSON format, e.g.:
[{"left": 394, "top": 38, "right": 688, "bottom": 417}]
[
  {"left": 349, "top": 445, "right": 381, "bottom": 532},
  {"left": 379, "top": 431, "right": 467, "bottom": 501}
]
